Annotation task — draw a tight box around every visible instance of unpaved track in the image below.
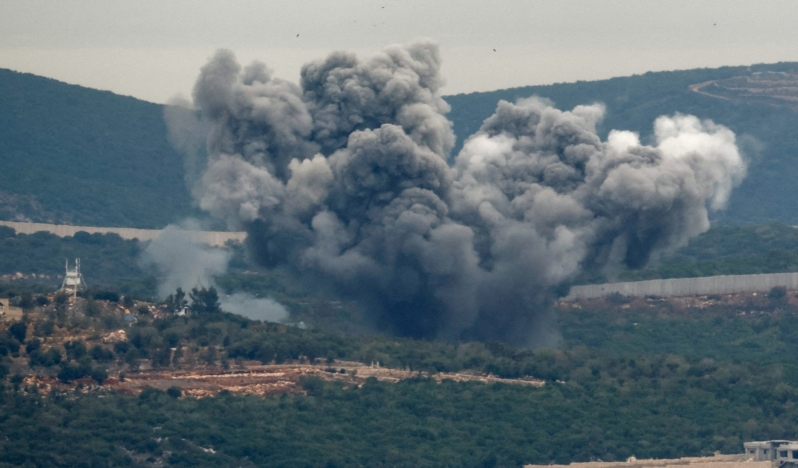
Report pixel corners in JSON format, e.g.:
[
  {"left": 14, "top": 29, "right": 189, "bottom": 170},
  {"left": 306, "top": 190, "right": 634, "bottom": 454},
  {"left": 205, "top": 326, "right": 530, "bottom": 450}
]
[{"left": 22, "top": 362, "right": 545, "bottom": 398}]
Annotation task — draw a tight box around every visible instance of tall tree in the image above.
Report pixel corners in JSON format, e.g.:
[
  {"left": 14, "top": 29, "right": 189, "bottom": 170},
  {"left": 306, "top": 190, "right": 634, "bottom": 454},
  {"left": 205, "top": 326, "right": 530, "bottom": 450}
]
[{"left": 189, "top": 287, "right": 221, "bottom": 314}]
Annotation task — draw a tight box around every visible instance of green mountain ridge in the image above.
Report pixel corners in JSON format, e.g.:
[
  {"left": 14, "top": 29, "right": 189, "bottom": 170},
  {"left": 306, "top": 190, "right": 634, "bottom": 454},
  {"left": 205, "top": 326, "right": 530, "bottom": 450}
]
[
  {"left": 3, "top": 63, "right": 798, "bottom": 227},
  {"left": 0, "top": 68, "right": 195, "bottom": 228}
]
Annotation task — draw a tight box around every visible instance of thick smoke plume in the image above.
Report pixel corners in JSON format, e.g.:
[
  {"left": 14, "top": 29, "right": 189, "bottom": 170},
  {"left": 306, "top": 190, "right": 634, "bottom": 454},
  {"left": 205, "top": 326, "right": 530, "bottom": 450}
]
[
  {"left": 181, "top": 41, "right": 746, "bottom": 345},
  {"left": 140, "top": 221, "right": 288, "bottom": 323}
]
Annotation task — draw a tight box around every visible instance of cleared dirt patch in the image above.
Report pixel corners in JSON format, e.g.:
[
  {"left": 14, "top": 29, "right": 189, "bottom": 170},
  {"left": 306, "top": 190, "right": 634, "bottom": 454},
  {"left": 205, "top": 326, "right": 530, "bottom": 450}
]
[{"left": 21, "top": 361, "right": 545, "bottom": 398}]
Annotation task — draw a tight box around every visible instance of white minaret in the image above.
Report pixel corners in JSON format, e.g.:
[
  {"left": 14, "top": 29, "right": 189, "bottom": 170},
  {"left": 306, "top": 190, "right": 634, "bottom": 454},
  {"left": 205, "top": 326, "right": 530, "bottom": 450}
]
[{"left": 60, "top": 258, "right": 86, "bottom": 298}]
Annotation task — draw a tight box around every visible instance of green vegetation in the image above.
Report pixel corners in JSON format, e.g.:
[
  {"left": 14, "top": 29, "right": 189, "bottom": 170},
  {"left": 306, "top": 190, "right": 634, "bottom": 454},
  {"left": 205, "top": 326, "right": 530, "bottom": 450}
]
[
  {"left": 613, "top": 223, "right": 798, "bottom": 282},
  {"left": 0, "top": 225, "right": 155, "bottom": 297},
  {"left": 5, "top": 304, "right": 798, "bottom": 466},
  {"left": 3, "top": 216, "right": 798, "bottom": 464},
  {"left": 0, "top": 227, "right": 373, "bottom": 333},
  {"left": 0, "top": 68, "right": 204, "bottom": 228},
  {"left": 668, "top": 223, "right": 798, "bottom": 260},
  {"left": 1, "top": 359, "right": 790, "bottom": 467},
  {"left": 558, "top": 306, "right": 798, "bottom": 364},
  {"left": 5, "top": 63, "right": 798, "bottom": 227}
]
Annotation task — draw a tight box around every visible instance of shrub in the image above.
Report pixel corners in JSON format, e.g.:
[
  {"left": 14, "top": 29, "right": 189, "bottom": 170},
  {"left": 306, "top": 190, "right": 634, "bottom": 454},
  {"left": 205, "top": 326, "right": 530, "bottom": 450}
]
[
  {"left": 93, "top": 291, "right": 120, "bottom": 302},
  {"left": 769, "top": 286, "right": 787, "bottom": 300},
  {"left": 607, "top": 292, "right": 634, "bottom": 305},
  {"left": 299, "top": 376, "right": 325, "bottom": 397},
  {"left": 29, "top": 348, "right": 62, "bottom": 367},
  {"left": 90, "top": 366, "right": 108, "bottom": 385},
  {"left": 0, "top": 334, "right": 20, "bottom": 356},
  {"left": 25, "top": 339, "right": 41, "bottom": 354},
  {"left": 8, "top": 322, "right": 27, "bottom": 343},
  {"left": 64, "top": 341, "right": 88, "bottom": 361},
  {"left": 90, "top": 345, "right": 114, "bottom": 362},
  {"left": 84, "top": 299, "right": 101, "bottom": 317},
  {"left": 58, "top": 361, "right": 90, "bottom": 382}
]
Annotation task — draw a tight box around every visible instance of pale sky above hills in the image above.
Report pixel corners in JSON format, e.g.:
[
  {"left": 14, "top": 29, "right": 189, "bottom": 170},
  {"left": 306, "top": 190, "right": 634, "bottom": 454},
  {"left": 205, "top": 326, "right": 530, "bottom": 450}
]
[{"left": 1, "top": 0, "right": 797, "bottom": 103}]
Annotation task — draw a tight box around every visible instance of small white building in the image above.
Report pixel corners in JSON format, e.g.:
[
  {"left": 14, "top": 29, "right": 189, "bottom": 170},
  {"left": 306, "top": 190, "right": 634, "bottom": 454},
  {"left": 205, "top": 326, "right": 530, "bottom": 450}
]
[{"left": 745, "top": 440, "right": 793, "bottom": 463}]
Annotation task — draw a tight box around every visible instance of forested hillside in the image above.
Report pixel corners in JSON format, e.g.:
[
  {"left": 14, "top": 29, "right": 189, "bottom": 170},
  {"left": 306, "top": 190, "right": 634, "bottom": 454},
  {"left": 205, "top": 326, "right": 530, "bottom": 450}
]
[
  {"left": 0, "top": 68, "right": 195, "bottom": 228},
  {"left": 4, "top": 63, "right": 798, "bottom": 227},
  {"left": 3, "top": 284, "right": 798, "bottom": 465}
]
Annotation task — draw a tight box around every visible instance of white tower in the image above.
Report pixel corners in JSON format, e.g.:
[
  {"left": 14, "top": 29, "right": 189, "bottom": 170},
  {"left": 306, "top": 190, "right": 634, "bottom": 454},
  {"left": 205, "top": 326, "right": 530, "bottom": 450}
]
[{"left": 60, "top": 258, "right": 86, "bottom": 298}]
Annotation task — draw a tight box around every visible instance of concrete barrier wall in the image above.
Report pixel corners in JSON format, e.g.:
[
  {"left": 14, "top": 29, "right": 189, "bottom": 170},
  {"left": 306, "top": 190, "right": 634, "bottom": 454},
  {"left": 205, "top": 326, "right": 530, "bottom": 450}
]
[
  {"left": 567, "top": 272, "right": 798, "bottom": 300},
  {"left": 0, "top": 221, "right": 247, "bottom": 247}
]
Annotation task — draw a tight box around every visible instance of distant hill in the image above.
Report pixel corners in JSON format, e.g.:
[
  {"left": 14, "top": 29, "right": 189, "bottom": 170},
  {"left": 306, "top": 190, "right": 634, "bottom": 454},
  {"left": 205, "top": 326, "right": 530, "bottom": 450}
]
[
  {"left": 3, "top": 63, "right": 798, "bottom": 227},
  {"left": 444, "top": 62, "right": 798, "bottom": 225},
  {"left": 0, "top": 68, "right": 196, "bottom": 228}
]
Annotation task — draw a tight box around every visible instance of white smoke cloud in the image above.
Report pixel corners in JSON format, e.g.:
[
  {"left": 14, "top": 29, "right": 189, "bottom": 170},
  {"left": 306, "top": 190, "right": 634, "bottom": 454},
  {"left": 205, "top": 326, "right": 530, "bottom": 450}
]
[
  {"left": 139, "top": 221, "right": 288, "bottom": 324},
  {"left": 173, "top": 41, "right": 746, "bottom": 345},
  {"left": 218, "top": 292, "right": 289, "bottom": 323},
  {"left": 139, "top": 221, "right": 230, "bottom": 298}
]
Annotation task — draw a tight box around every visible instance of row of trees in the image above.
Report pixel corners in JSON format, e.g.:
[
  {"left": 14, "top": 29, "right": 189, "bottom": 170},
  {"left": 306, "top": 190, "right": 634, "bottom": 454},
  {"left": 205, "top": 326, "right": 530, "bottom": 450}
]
[{"left": 163, "top": 287, "right": 221, "bottom": 315}]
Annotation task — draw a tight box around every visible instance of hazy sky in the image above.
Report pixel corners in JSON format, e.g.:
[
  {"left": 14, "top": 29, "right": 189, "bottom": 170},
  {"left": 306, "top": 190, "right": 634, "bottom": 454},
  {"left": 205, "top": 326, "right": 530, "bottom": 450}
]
[{"left": 1, "top": 0, "right": 797, "bottom": 103}]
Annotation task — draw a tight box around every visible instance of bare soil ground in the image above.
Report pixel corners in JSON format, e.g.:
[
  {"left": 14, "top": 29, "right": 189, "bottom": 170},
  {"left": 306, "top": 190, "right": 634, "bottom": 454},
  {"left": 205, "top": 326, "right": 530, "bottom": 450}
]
[
  {"left": 4, "top": 298, "right": 545, "bottom": 398},
  {"left": 20, "top": 361, "right": 545, "bottom": 398}
]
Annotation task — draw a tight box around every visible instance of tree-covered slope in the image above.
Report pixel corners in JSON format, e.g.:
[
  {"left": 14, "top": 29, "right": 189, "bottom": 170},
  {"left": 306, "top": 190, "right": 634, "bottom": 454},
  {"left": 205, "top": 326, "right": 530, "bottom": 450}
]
[
  {"left": 444, "top": 62, "right": 798, "bottom": 225},
  {"left": 0, "top": 68, "right": 195, "bottom": 228},
  {"left": 4, "top": 63, "right": 798, "bottom": 227}
]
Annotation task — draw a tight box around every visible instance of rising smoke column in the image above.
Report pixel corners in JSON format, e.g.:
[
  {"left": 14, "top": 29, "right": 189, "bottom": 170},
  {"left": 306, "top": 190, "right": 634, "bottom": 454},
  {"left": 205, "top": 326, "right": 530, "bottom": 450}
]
[
  {"left": 183, "top": 41, "right": 746, "bottom": 345},
  {"left": 450, "top": 98, "right": 745, "bottom": 342}
]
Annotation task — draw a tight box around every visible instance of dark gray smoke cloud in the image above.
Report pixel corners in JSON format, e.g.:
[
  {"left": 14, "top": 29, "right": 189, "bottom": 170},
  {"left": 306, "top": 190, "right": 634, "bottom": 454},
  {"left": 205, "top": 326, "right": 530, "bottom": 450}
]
[{"left": 183, "top": 41, "right": 746, "bottom": 345}]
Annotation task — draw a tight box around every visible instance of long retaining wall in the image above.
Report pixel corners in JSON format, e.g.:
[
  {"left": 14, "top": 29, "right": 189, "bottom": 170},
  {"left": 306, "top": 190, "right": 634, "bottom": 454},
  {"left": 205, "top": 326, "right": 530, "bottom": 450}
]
[
  {"left": 567, "top": 272, "right": 798, "bottom": 300},
  {"left": 0, "top": 221, "right": 246, "bottom": 247}
]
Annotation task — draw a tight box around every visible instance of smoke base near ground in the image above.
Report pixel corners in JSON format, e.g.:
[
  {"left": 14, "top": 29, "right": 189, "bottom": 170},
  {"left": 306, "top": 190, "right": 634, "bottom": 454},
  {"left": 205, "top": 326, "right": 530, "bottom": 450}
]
[
  {"left": 167, "top": 40, "right": 747, "bottom": 345},
  {"left": 139, "top": 221, "right": 288, "bottom": 324}
]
